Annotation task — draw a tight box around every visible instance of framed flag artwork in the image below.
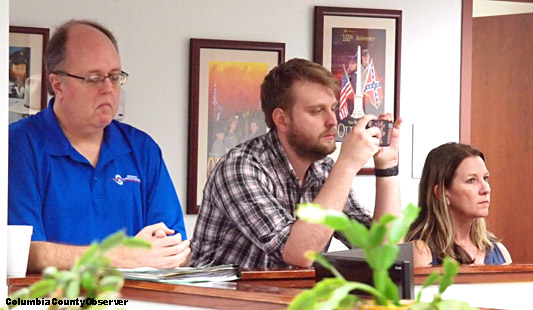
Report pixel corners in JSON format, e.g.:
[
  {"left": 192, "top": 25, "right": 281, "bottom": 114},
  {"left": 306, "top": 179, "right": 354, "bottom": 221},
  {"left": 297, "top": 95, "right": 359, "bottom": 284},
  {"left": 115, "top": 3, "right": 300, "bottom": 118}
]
[
  {"left": 314, "top": 6, "right": 402, "bottom": 175},
  {"left": 187, "top": 38, "right": 285, "bottom": 214}
]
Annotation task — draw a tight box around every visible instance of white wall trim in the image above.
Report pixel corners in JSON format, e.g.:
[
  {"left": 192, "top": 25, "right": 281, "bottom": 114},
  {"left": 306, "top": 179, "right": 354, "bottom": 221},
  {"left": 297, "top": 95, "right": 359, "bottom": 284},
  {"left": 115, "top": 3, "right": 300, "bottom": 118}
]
[
  {"left": 1, "top": 0, "right": 10, "bottom": 301},
  {"left": 474, "top": 0, "right": 533, "bottom": 17}
]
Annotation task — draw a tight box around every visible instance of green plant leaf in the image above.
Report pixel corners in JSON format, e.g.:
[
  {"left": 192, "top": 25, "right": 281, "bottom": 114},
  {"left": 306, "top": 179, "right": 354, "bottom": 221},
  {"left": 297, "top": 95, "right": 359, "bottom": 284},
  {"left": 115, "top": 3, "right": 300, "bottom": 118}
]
[
  {"left": 347, "top": 282, "right": 387, "bottom": 305},
  {"left": 99, "top": 230, "right": 127, "bottom": 252},
  {"left": 65, "top": 278, "right": 81, "bottom": 299},
  {"left": 99, "top": 275, "right": 124, "bottom": 292},
  {"left": 42, "top": 266, "right": 59, "bottom": 280},
  {"left": 341, "top": 220, "right": 369, "bottom": 249},
  {"left": 81, "top": 270, "right": 97, "bottom": 297},
  {"left": 122, "top": 237, "right": 151, "bottom": 249},
  {"left": 388, "top": 204, "right": 420, "bottom": 244},
  {"left": 293, "top": 279, "right": 386, "bottom": 310},
  {"left": 408, "top": 302, "right": 434, "bottom": 310},
  {"left": 287, "top": 279, "right": 346, "bottom": 310},
  {"left": 416, "top": 271, "right": 440, "bottom": 302},
  {"left": 310, "top": 252, "right": 345, "bottom": 280},
  {"left": 439, "top": 257, "right": 459, "bottom": 294},
  {"left": 434, "top": 299, "right": 480, "bottom": 310},
  {"left": 313, "top": 278, "right": 345, "bottom": 300},
  {"left": 372, "top": 270, "right": 388, "bottom": 301},
  {"left": 56, "top": 270, "right": 75, "bottom": 287},
  {"left": 365, "top": 245, "right": 399, "bottom": 271},
  {"left": 337, "top": 295, "right": 358, "bottom": 310},
  {"left": 368, "top": 222, "right": 387, "bottom": 248},
  {"left": 382, "top": 275, "right": 399, "bottom": 305},
  {"left": 28, "top": 279, "right": 56, "bottom": 299},
  {"left": 296, "top": 203, "right": 327, "bottom": 223},
  {"left": 100, "top": 256, "right": 112, "bottom": 269},
  {"left": 315, "top": 282, "right": 362, "bottom": 310},
  {"left": 323, "top": 212, "right": 351, "bottom": 231},
  {"left": 102, "top": 267, "right": 123, "bottom": 278},
  {"left": 296, "top": 203, "right": 352, "bottom": 231},
  {"left": 287, "top": 289, "right": 317, "bottom": 310},
  {"left": 378, "top": 213, "right": 397, "bottom": 226},
  {"left": 76, "top": 243, "right": 100, "bottom": 267},
  {"left": 421, "top": 271, "right": 440, "bottom": 288}
]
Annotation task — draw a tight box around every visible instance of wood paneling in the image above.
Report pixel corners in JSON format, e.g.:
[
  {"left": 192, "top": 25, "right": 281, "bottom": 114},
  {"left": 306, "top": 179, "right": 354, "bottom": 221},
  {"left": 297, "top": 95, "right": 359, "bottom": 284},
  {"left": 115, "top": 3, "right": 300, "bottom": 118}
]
[{"left": 470, "top": 12, "right": 533, "bottom": 263}]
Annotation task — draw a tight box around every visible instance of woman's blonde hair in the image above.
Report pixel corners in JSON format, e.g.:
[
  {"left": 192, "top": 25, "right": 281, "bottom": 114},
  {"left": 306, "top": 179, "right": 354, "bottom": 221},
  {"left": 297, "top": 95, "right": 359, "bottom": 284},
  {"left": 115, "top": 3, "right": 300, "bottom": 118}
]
[{"left": 406, "top": 142, "right": 497, "bottom": 264}]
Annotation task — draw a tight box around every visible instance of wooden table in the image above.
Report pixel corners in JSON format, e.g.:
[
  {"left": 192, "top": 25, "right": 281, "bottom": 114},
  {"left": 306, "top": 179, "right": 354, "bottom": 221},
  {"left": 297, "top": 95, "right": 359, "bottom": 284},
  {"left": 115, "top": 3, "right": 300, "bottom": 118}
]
[
  {"left": 414, "top": 263, "right": 533, "bottom": 284},
  {"left": 8, "top": 268, "right": 507, "bottom": 310},
  {"left": 8, "top": 269, "right": 314, "bottom": 310}
]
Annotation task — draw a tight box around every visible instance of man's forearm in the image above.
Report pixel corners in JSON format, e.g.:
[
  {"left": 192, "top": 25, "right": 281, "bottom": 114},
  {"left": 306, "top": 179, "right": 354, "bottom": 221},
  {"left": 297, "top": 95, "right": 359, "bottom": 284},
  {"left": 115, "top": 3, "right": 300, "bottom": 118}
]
[
  {"left": 313, "top": 158, "right": 360, "bottom": 212},
  {"left": 28, "top": 242, "right": 146, "bottom": 271},
  {"left": 282, "top": 160, "right": 359, "bottom": 267},
  {"left": 282, "top": 220, "right": 333, "bottom": 267},
  {"left": 28, "top": 241, "right": 88, "bottom": 272},
  {"left": 374, "top": 175, "right": 401, "bottom": 219}
]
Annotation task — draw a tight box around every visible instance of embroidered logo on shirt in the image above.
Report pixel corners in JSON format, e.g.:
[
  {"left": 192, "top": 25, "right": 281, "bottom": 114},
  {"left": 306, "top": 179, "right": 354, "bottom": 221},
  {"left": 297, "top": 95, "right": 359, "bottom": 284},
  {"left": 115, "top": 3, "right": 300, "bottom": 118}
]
[{"left": 110, "top": 174, "right": 141, "bottom": 185}]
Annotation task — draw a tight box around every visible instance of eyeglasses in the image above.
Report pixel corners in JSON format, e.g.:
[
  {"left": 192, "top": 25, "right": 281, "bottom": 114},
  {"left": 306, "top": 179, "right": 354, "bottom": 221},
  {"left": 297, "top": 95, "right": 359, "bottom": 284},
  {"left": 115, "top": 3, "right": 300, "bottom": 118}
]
[{"left": 53, "top": 70, "right": 129, "bottom": 87}]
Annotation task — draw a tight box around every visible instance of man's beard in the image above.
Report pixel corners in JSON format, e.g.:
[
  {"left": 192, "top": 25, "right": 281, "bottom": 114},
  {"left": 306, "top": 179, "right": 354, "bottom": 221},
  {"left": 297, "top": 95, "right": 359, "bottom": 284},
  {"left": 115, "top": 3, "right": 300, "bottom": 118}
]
[{"left": 287, "top": 123, "right": 336, "bottom": 162}]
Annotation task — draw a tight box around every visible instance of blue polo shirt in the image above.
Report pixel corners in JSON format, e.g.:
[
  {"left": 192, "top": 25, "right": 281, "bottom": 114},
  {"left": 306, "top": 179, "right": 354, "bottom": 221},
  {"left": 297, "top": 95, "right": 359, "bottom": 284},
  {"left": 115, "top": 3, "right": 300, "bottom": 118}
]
[{"left": 8, "top": 100, "right": 187, "bottom": 245}]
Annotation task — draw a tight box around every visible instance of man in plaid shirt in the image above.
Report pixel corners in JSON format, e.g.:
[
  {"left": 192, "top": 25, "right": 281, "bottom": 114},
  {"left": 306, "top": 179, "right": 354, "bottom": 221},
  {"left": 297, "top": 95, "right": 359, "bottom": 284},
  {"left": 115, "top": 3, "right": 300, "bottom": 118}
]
[{"left": 190, "top": 58, "right": 402, "bottom": 268}]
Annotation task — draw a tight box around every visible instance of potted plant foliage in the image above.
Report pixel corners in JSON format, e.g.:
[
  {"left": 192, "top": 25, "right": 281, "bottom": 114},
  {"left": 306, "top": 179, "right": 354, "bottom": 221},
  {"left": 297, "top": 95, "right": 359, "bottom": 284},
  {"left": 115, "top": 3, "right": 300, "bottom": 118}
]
[
  {"left": 288, "top": 203, "right": 479, "bottom": 310},
  {"left": 1, "top": 230, "right": 150, "bottom": 310}
]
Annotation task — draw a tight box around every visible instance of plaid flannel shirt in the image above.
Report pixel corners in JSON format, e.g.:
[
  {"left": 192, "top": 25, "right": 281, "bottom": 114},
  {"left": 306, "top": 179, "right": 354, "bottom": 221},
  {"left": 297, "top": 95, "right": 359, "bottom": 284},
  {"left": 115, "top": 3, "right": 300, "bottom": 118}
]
[{"left": 190, "top": 129, "right": 372, "bottom": 269}]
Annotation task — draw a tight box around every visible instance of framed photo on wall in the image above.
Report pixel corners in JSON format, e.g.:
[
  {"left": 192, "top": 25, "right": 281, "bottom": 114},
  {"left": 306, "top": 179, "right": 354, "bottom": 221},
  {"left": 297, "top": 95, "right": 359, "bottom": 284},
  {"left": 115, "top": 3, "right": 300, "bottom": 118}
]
[
  {"left": 187, "top": 38, "right": 285, "bottom": 214},
  {"left": 314, "top": 6, "right": 402, "bottom": 175},
  {"left": 9, "top": 26, "right": 49, "bottom": 124}
]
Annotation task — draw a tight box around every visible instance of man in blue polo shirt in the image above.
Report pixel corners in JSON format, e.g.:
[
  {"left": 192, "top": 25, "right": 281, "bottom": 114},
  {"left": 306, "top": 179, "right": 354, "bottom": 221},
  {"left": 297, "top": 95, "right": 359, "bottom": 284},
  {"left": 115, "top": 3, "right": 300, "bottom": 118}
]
[{"left": 8, "top": 19, "right": 190, "bottom": 271}]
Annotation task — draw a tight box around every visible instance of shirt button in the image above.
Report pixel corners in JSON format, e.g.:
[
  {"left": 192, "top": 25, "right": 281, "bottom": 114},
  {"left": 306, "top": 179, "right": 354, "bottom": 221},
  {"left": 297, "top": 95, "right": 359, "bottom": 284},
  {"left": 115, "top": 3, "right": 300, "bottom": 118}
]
[{"left": 94, "top": 177, "right": 98, "bottom": 181}]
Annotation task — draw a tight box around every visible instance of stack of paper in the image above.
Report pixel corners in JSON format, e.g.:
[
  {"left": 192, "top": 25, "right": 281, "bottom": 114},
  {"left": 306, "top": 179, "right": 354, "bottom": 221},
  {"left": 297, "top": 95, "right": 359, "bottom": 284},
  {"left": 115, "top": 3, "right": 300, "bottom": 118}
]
[{"left": 118, "top": 265, "right": 241, "bottom": 284}]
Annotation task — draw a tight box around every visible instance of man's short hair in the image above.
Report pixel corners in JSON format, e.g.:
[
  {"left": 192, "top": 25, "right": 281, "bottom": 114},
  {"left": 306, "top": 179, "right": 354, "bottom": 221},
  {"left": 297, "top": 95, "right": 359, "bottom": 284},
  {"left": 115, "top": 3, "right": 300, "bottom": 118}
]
[
  {"left": 260, "top": 58, "right": 339, "bottom": 129},
  {"left": 45, "top": 19, "right": 119, "bottom": 95}
]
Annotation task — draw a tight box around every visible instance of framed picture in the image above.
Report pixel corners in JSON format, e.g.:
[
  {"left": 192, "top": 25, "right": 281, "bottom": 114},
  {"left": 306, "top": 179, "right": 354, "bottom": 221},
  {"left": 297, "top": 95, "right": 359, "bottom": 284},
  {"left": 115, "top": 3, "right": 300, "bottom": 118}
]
[
  {"left": 314, "top": 6, "right": 402, "bottom": 175},
  {"left": 9, "top": 26, "right": 49, "bottom": 124},
  {"left": 187, "top": 38, "right": 285, "bottom": 214}
]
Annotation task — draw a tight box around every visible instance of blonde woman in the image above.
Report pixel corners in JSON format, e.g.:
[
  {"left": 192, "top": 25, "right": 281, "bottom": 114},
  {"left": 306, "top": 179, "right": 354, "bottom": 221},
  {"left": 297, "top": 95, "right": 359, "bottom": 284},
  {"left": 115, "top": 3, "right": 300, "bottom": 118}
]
[{"left": 407, "top": 143, "right": 512, "bottom": 266}]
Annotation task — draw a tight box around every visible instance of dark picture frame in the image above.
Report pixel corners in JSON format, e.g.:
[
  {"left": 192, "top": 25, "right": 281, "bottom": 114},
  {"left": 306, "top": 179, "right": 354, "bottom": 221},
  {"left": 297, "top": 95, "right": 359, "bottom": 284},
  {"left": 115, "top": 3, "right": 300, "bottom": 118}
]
[
  {"left": 9, "top": 26, "right": 49, "bottom": 124},
  {"left": 314, "top": 6, "right": 402, "bottom": 175},
  {"left": 187, "top": 38, "right": 285, "bottom": 214}
]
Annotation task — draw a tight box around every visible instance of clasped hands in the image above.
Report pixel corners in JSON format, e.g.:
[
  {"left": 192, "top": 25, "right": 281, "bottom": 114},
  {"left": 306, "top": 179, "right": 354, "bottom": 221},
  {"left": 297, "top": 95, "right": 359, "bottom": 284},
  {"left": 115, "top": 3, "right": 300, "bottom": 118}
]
[{"left": 116, "top": 222, "right": 191, "bottom": 269}]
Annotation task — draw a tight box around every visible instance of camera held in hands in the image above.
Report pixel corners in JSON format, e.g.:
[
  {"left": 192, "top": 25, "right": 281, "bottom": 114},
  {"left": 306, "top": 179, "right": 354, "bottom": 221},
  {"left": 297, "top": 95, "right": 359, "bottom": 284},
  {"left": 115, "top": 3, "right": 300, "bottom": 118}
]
[{"left": 366, "top": 120, "right": 393, "bottom": 147}]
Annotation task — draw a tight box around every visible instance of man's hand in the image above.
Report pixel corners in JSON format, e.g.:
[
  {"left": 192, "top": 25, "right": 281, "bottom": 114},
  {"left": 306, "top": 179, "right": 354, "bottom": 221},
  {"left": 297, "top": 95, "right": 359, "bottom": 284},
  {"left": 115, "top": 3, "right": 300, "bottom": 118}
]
[
  {"left": 336, "top": 114, "right": 381, "bottom": 172},
  {"left": 27, "top": 223, "right": 191, "bottom": 272},
  {"left": 110, "top": 222, "right": 191, "bottom": 268},
  {"left": 373, "top": 113, "right": 402, "bottom": 169}
]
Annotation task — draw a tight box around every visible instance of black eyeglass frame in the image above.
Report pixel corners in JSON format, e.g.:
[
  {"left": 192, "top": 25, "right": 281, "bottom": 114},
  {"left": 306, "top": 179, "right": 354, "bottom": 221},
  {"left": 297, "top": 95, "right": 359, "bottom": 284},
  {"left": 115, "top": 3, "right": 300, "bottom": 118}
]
[{"left": 53, "top": 70, "right": 129, "bottom": 86}]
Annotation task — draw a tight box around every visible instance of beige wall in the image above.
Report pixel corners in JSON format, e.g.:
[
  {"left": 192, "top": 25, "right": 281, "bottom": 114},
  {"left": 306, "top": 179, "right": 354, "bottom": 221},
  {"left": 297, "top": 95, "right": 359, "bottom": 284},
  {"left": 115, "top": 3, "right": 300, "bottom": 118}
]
[{"left": 8, "top": 0, "right": 462, "bottom": 238}]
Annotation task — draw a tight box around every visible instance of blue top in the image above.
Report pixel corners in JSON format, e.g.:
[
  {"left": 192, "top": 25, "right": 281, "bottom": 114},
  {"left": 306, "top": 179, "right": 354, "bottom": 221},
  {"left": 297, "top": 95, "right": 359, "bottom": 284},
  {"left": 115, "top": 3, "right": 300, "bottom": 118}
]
[
  {"left": 8, "top": 100, "right": 187, "bottom": 245},
  {"left": 430, "top": 242, "right": 506, "bottom": 265}
]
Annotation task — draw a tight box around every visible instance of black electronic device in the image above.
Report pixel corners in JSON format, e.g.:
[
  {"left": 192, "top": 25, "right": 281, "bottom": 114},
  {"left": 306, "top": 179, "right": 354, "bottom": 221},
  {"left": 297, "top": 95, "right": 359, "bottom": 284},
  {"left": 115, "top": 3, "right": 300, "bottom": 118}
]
[
  {"left": 366, "top": 119, "right": 393, "bottom": 146},
  {"left": 313, "top": 243, "right": 414, "bottom": 299}
]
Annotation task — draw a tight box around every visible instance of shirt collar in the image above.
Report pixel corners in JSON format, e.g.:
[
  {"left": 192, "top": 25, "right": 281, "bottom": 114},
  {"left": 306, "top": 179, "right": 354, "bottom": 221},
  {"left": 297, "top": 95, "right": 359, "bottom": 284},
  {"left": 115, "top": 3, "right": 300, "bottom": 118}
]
[
  {"left": 44, "top": 97, "right": 131, "bottom": 162},
  {"left": 42, "top": 98, "right": 72, "bottom": 157}
]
